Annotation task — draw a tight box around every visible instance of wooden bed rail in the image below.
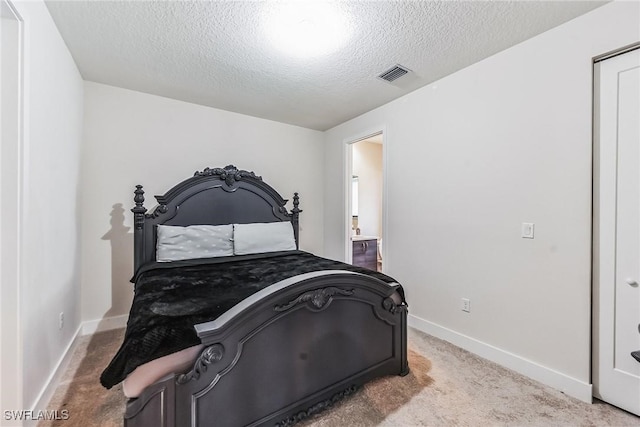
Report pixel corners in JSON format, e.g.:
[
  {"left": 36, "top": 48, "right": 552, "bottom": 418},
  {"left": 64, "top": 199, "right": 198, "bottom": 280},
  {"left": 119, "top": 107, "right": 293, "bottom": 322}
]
[{"left": 124, "top": 271, "right": 408, "bottom": 427}]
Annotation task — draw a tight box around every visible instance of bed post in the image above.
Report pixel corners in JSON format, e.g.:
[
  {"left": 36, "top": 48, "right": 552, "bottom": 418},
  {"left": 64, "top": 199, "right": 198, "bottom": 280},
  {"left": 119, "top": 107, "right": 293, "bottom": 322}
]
[
  {"left": 291, "top": 192, "right": 302, "bottom": 249},
  {"left": 132, "top": 185, "right": 147, "bottom": 274}
]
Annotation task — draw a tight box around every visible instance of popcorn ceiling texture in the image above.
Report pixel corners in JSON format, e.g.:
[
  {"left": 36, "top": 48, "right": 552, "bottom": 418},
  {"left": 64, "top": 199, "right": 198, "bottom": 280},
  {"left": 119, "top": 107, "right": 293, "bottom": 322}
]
[{"left": 45, "top": 1, "right": 605, "bottom": 130}]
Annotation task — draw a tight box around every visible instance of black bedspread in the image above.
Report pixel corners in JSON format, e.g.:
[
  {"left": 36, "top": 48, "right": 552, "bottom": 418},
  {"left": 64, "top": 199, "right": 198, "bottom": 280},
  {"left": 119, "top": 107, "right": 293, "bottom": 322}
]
[{"left": 100, "top": 251, "right": 401, "bottom": 389}]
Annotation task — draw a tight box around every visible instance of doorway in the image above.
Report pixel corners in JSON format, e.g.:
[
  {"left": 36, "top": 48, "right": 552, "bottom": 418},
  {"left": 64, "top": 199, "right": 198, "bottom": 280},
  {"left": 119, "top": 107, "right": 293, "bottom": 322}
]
[
  {"left": 346, "top": 131, "right": 385, "bottom": 272},
  {"left": 592, "top": 45, "right": 640, "bottom": 416}
]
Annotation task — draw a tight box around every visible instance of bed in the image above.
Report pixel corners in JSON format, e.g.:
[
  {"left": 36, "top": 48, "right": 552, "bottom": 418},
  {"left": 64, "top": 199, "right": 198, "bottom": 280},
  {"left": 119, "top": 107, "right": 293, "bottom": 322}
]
[{"left": 101, "top": 165, "right": 409, "bottom": 427}]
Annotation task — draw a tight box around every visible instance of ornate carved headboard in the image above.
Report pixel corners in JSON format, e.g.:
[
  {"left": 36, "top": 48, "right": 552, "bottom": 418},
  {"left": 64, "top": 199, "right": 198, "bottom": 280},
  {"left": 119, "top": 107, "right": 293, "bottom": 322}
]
[{"left": 131, "top": 165, "right": 301, "bottom": 274}]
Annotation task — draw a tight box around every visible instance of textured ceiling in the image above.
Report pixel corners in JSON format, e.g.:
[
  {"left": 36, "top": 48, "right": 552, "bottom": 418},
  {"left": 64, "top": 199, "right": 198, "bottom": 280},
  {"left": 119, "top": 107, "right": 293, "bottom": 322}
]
[{"left": 45, "top": 1, "right": 606, "bottom": 131}]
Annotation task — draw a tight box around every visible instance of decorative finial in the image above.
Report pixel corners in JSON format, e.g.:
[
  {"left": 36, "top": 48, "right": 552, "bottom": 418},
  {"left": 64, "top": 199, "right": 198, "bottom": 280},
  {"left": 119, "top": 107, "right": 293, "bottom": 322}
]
[
  {"left": 292, "top": 192, "right": 302, "bottom": 215},
  {"left": 133, "top": 185, "right": 145, "bottom": 209},
  {"left": 132, "top": 185, "right": 147, "bottom": 230}
]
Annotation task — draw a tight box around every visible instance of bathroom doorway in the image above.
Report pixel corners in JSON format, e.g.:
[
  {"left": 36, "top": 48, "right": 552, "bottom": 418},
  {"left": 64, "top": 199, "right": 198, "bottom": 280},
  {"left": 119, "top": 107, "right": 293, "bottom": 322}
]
[{"left": 347, "top": 131, "right": 384, "bottom": 272}]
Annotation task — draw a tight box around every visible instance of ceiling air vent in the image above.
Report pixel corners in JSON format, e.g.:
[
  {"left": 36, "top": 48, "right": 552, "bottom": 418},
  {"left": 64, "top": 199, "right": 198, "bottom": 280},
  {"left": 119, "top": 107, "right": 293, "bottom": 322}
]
[{"left": 377, "top": 64, "right": 411, "bottom": 83}]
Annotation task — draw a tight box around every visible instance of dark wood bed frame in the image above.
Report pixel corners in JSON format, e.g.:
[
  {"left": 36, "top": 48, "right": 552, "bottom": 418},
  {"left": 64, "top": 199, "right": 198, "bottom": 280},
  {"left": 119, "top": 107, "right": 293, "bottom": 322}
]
[{"left": 125, "top": 165, "right": 409, "bottom": 427}]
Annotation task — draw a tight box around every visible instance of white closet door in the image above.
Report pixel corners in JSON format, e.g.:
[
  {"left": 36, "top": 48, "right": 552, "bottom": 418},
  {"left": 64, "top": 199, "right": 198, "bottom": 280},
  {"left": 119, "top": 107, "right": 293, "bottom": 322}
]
[{"left": 593, "top": 47, "right": 640, "bottom": 416}]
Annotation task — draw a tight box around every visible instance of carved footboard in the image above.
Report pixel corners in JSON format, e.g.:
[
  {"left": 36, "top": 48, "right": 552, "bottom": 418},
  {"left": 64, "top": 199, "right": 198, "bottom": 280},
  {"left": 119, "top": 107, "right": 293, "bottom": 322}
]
[{"left": 124, "top": 271, "right": 408, "bottom": 427}]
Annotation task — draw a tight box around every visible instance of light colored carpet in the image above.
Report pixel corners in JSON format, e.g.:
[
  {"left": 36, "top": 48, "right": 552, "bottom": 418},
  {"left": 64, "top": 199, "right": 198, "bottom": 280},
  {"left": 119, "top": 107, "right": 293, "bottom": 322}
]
[{"left": 38, "top": 328, "right": 640, "bottom": 427}]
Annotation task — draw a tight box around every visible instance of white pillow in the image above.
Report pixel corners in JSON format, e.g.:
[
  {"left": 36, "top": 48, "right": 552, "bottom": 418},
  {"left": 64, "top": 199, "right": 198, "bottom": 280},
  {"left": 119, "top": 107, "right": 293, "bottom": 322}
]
[
  {"left": 156, "top": 224, "right": 233, "bottom": 262},
  {"left": 233, "top": 222, "right": 297, "bottom": 255}
]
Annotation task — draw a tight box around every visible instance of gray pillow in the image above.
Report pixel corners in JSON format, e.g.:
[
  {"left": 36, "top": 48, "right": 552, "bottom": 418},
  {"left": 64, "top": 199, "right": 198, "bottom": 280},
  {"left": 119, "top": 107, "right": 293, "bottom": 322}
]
[
  {"left": 233, "top": 222, "right": 296, "bottom": 255},
  {"left": 156, "top": 224, "right": 233, "bottom": 262}
]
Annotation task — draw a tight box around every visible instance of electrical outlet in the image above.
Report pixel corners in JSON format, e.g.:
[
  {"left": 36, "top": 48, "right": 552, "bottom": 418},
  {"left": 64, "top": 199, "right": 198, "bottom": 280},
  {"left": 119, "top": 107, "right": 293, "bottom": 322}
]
[
  {"left": 59, "top": 312, "right": 64, "bottom": 330},
  {"left": 461, "top": 298, "right": 471, "bottom": 313}
]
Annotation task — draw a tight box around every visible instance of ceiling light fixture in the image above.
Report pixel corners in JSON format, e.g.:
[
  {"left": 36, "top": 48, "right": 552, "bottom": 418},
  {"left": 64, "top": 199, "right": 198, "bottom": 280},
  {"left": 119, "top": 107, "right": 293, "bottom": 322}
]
[{"left": 263, "top": 1, "right": 351, "bottom": 59}]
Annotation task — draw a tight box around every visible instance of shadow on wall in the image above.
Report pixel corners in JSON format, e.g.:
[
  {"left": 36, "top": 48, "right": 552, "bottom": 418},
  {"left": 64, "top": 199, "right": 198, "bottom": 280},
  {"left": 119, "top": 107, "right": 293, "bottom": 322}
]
[
  {"left": 35, "top": 205, "right": 134, "bottom": 426},
  {"left": 101, "top": 203, "right": 133, "bottom": 318}
]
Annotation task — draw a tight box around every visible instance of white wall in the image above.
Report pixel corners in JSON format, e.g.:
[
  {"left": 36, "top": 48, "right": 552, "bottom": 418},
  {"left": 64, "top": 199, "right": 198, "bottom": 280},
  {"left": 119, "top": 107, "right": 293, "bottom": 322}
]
[
  {"left": 81, "top": 82, "right": 325, "bottom": 323},
  {"left": 1, "top": 0, "right": 24, "bottom": 418},
  {"left": 5, "top": 0, "right": 84, "bottom": 415},
  {"left": 352, "top": 141, "right": 382, "bottom": 238},
  {"left": 324, "top": 1, "right": 639, "bottom": 400}
]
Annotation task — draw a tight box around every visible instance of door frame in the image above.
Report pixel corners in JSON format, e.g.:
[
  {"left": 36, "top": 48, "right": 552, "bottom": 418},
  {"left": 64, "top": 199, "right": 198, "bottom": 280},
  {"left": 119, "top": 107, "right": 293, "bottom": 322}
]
[
  {"left": 591, "top": 42, "right": 640, "bottom": 408},
  {"left": 344, "top": 126, "right": 388, "bottom": 270},
  {"left": 1, "top": 0, "right": 25, "bottom": 418}
]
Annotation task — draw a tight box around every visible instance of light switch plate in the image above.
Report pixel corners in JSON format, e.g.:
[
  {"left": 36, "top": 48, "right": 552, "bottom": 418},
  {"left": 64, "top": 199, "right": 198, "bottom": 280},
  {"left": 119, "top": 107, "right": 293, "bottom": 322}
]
[{"left": 522, "top": 223, "right": 535, "bottom": 239}]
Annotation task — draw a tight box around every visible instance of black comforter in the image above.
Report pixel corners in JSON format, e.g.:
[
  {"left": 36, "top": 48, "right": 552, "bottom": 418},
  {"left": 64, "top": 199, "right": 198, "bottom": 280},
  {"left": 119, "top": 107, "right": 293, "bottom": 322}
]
[{"left": 100, "top": 251, "right": 400, "bottom": 389}]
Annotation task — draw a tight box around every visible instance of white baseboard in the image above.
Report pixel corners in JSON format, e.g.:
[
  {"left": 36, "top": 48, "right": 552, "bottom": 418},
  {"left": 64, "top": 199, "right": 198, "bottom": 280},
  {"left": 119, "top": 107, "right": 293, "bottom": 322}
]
[
  {"left": 25, "top": 314, "right": 129, "bottom": 427},
  {"left": 408, "top": 314, "right": 593, "bottom": 403},
  {"left": 28, "top": 312, "right": 593, "bottom": 426},
  {"left": 81, "top": 314, "right": 128, "bottom": 335},
  {"left": 26, "top": 324, "right": 83, "bottom": 427}
]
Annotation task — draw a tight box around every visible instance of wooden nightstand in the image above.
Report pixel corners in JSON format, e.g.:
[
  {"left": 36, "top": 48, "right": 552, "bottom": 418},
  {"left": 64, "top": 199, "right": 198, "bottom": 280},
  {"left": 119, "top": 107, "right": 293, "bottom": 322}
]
[{"left": 352, "top": 238, "right": 377, "bottom": 271}]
